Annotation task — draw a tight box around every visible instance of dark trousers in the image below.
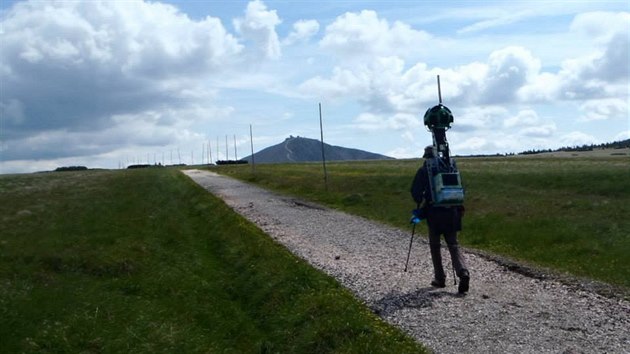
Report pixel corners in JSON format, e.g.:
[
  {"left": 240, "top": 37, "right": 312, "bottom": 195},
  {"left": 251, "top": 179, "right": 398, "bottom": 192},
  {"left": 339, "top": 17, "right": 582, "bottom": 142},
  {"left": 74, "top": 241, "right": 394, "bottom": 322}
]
[{"left": 428, "top": 228, "right": 467, "bottom": 280}]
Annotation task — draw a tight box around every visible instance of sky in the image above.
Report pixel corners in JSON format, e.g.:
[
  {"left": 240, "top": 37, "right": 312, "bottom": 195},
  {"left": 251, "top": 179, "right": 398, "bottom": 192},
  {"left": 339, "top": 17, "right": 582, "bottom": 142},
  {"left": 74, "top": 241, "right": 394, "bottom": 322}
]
[{"left": 0, "top": 0, "right": 628, "bottom": 173}]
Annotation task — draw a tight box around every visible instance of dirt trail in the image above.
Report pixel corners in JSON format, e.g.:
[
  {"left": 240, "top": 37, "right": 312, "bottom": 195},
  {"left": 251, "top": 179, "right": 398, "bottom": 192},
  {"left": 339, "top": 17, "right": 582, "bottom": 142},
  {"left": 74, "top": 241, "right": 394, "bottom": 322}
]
[{"left": 183, "top": 170, "right": 630, "bottom": 354}]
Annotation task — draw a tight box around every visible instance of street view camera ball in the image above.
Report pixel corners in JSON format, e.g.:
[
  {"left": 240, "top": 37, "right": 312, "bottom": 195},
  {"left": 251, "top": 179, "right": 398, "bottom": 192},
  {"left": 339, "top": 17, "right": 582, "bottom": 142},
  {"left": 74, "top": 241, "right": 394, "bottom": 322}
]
[{"left": 424, "top": 104, "right": 453, "bottom": 130}]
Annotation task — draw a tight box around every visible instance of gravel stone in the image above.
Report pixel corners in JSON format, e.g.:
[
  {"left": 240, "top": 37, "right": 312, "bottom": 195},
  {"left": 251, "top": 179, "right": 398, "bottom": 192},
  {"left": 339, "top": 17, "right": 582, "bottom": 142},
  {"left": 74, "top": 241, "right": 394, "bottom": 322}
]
[{"left": 183, "top": 170, "right": 630, "bottom": 354}]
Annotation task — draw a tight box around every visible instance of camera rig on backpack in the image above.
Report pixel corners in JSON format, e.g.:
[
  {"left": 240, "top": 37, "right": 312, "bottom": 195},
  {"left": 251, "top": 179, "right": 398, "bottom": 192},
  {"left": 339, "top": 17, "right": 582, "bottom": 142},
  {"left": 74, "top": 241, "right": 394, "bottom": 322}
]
[{"left": 423, "top": 76, "right": 464, "bottom": 206}]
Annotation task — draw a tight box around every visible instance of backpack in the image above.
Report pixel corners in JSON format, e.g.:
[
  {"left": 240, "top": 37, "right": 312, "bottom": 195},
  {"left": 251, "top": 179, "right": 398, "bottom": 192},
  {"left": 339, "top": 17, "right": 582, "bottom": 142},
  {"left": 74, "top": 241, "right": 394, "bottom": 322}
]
[{"left": 426, "top": 157, "right": 464, "bottom": 206}]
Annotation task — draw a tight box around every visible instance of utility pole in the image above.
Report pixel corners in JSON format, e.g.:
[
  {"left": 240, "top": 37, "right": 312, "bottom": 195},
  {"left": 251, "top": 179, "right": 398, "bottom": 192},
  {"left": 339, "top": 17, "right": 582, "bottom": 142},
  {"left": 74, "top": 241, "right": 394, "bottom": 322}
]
[
  {"left": 208, "top": 141, "right": 212, "bottom": 164},
  {"left": 250, "top": 124, "right": 255, "bottom": 173},
  {"left": 225, "top": 135, "right": 229, "bottom": 161},
  {"left": 319, "top": 103, "right": 329, "bottom": 191}
]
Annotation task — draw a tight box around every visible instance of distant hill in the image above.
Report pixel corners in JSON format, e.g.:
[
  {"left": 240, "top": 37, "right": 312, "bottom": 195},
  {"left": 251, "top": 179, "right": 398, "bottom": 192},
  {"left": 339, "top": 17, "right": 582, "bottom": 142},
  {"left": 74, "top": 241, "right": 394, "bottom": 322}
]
[{"left": 241, "top": 136, "right": 393, "bottom": 163}]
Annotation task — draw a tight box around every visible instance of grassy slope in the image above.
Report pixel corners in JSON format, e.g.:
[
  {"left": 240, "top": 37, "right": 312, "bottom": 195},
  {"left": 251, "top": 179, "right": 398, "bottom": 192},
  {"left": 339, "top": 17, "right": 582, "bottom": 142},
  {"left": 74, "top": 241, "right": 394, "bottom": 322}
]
[
  {"left": 0, "top": 169, "right": 426, "bottom": 353},
  {"left": 214, "top": 157, "right": 630, "bottom": 288}
]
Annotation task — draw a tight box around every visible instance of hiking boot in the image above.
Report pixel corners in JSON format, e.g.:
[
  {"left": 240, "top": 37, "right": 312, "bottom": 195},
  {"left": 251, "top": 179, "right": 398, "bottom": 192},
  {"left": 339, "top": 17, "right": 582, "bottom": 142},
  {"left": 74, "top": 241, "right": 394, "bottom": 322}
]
[
  {"left": 458, "top": 270, "right": 470, "bottom": 294},
  {"left": 431, "top": 278, "right": 446, "bottom": 288}
]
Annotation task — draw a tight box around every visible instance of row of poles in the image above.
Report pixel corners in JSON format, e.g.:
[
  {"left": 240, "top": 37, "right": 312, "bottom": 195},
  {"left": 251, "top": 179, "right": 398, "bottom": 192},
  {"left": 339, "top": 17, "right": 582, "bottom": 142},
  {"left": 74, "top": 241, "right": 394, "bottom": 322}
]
[
  {"left": 118, "top": 124, "right": 256, "bottom": 168},
  {"left": 118, "top": 104, "right": 329, "bottom": 190}
]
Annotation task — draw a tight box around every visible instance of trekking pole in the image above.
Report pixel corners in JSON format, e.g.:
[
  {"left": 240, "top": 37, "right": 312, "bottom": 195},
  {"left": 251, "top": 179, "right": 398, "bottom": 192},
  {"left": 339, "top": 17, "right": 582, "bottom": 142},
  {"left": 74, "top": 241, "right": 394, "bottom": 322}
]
[{"left": 404, "top": 222, "right": 416, "bottom": 272}]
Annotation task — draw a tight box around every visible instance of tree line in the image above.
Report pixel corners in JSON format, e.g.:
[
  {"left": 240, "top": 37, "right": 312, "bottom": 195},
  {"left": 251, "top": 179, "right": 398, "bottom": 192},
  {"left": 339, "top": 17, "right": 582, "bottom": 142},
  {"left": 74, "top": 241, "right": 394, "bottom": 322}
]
[{"left": 518, "top": 139, "right": 630, "bottom": 155}]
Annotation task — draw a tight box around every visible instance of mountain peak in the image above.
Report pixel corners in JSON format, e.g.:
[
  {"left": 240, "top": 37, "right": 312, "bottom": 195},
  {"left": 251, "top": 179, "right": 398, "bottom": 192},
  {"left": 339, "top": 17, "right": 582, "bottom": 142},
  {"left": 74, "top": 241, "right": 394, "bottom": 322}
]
[{"left": 242, "top": 136, "right": 392, "bottom": 163}]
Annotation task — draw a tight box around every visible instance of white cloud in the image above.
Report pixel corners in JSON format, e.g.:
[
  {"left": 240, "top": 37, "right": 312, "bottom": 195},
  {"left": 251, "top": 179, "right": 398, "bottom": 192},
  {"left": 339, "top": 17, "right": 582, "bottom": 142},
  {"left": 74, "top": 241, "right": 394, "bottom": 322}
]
[
  {"left": 613, "top": 130, "right": 630, "bottom": 141},
  {"left": 586, "top": 32, "right": 629, "bottom": 82},
  {"left": 0, "top": 99, "right": 25, "bottom": 125},
  {"left": 233, "top": 0, "right": 282, "bottom": 59},
  {"left": 517, "top": 72, "right": 561, "bottom": 102},
  {"left": 0, "top": 0, "right": 243, "bottom": 164},
  {"left": 461, "top": 136, "right": 490, "bottom": 151},
  {"left": 353, "top": 112, "right": 385, "bottom": 132},
  {"left": 504, "top": 109, "right": 539, "bottom": 128},
  {"left": 480, "top": 46, "right": 541, "bottom": 104},
  {"left": 299, "top": 66, "right": 370, "bottom": 100},
  {"left": 546, "top": 12, "right": 629, "bottom": 101},
  {"left": 304, "top": 9, "right": 627, "bottom": 121},
  {"left": 283, "top": 19, "right": 319, "bottom": 45},
  {"left": 353, "top": 112, "right": 420, "bottom": 132},
  {"left": 579, "top": 98, "right": 628, "bottom": 121},
  {"left": 296, "top": 8, "right": 627, "bottom": 159},
  {"left": 301, "top": 58, "right": 485, "bottom": 112},
  {"left": 560, "top": 131, "right": 599, "bottom": 147},
  {"left": 457, "top": 10, "right": 534, "bottom": 34},
  {"left": 570, "top": 11, "right": 630, "bottom": 43},
  {"left": 2, "top": 3, "right": 627, "bottom": 173},
  {"left": 556, "top": 32, "right": 628, "bottom": 92},
  {"left": 301, "top": 45, "right": 545, "bottom": 115},
  {"left": 521, "top": 124, "right": 557, "bottom": 138},
  {"left": 448, "top": 108, "right": 561, "bottom": 154},
  {"left": 454, "top": 106, "right": 508, "bottom": 132},
  {"left": 320, "top": 10, "right": 431, "bottom": 60},
  {"left": 2, "top": 104, "right": 234, "bottom": 162}
]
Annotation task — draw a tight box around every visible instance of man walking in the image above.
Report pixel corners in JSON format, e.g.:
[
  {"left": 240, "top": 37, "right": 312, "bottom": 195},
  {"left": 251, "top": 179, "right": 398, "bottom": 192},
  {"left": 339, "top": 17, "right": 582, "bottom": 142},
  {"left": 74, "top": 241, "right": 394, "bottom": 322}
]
[{"left": 411, "top": 145, "right": 469, "bottom": 294}]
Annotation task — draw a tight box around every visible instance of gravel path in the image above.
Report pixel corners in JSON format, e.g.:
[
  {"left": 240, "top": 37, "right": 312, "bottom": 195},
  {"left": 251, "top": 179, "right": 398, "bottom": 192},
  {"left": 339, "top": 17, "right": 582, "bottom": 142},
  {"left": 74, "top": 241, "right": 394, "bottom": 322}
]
[{"left": 183, "top": 170, "right": 630, "bottom": 354}]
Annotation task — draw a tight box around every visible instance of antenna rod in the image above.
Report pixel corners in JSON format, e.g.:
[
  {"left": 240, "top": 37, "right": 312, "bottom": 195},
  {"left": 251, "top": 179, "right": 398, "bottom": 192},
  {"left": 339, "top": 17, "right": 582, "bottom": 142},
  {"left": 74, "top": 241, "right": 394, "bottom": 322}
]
[{"left": 437, "top": 75, "right": 442, "bottom": 104}]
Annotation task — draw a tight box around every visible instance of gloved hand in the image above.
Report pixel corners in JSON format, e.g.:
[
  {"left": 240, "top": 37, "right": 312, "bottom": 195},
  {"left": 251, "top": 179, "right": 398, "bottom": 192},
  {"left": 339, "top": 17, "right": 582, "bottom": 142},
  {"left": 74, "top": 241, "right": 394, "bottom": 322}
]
[
  {"left": 410, "top": 216, "right": 422, "bottom": 224},
  {"left": 412, "top": 208, "right": 425, "bottom": 218}
]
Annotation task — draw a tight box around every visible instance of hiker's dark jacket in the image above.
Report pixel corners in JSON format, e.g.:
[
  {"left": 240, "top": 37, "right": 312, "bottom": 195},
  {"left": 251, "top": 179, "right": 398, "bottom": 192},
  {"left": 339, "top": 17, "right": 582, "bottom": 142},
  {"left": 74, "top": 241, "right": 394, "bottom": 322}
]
[{"left": 410, "top": 160, "right": 462, "bottom": 233}]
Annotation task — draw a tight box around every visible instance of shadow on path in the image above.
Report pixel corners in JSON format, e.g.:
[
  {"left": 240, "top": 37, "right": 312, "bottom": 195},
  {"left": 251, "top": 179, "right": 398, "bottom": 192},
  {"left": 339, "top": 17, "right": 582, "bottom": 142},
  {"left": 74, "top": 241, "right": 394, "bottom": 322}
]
[{"left": 372, "top": 287, "right": 464, "bottom": 317}]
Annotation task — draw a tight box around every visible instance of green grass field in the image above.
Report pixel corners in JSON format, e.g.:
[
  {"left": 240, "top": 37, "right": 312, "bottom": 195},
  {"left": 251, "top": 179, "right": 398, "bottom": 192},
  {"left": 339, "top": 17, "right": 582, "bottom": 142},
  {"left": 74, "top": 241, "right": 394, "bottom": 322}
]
[
  {"left": 213, "top": 156, "right": 630, "bottom": 289},
  {"left": 0, "top": 168, "right": 426, "bottom": 353}
]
